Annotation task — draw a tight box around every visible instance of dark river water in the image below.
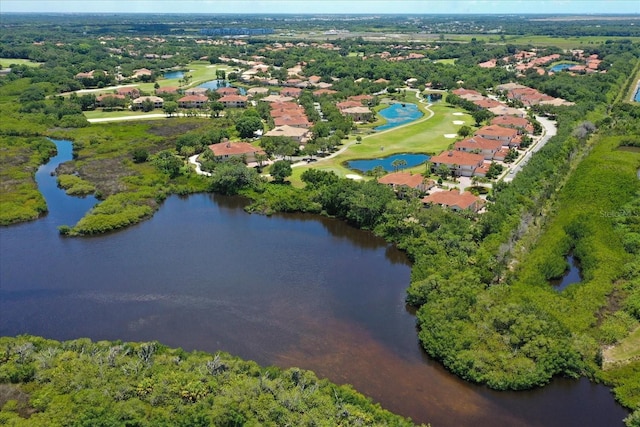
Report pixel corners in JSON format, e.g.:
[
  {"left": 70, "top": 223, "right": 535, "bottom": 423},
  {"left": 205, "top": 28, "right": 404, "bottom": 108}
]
[{"left": 0, "top": 140, "right": 629, "bottom": 426}]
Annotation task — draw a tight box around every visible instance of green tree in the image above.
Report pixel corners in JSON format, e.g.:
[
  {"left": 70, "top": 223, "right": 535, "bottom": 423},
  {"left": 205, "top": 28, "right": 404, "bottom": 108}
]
[
  {"left": 163, "top": 101, "right": 178, "bottom": 117},
  {"left": 457, "top": 125, "right": 473, "bottom": 138},
  {"left": 270, "top": 160, "right": 292, "bottom": 183},
  {"left": 436, "top": 163, "right": 450, "bottom": 180},
  {"left": 153, "top": 151, "right": 182, "bottom": 178},
  {"left": 235, "top": 116, "right": 263, "bottom": 138}
]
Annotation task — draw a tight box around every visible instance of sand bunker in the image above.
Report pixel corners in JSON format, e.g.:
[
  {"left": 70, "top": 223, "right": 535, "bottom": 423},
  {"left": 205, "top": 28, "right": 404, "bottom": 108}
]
[
  {"left": 346, "top": 174, "right": 363, "bottom": 180},
  {"left": 453, "top": 112, "right": 465, "bottom": 116},
  {"left": 444, "top": 134, "right": 457, "bottom": 139},
  {"left": 453, "top": 120, "right": 465, "bottom": 125}
]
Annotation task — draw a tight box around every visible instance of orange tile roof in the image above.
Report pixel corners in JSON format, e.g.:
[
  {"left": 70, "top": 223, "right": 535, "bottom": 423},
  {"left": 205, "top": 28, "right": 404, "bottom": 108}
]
[
  {"left": 209, "top": 141, "right": 265, "bottom": 157},
  {"left": 455, "top": 136, "right": 503, "bottom": 151},
  {"left": 422, "top": 191, "right": 482, "bottom": 210},
  {"left": 430, "top": 150, "right": 484, "bottom": 167},
  {"left": 378, "top": 172, "right": 425, "bottom": 188},
  {"left": 476, "top": 125, "right": 518, "bottom": 138}
]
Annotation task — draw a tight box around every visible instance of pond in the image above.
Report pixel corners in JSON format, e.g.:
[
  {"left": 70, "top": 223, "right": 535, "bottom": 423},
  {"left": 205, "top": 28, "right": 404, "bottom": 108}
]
[
  {"left": 163, "top": 70, "right": 185, "bottom": 80},
  {"left": 0, "top": 139, "right": 629, "bottom": 427},
  {"left": 375, "top": 102, "right": 423, "bottom": 131},
  {"left": 347, "top": 153, "right": 430, "bottom": 173},
  {"left": 550, "top": 254, "right": 582, "bottom": 291},
  {"left": 549, "top": 63, "right": 576, "bottom": 73},
  {"left": 635, "top": 84, "right": 640, "bottom": 102},
  {"left": 196, "top": 80, "right": 246, "bottom": 95}
]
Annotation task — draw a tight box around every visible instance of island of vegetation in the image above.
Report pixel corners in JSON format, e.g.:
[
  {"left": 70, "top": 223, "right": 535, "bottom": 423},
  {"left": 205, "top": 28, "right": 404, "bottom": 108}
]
[{"left": 1, "top": 12, "right": 640, "bottom": 426}]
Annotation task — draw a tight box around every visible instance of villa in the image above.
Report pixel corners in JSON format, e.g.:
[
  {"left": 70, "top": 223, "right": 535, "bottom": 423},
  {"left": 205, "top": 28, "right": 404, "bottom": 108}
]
[
  {"left": 378, "top": 172, "right": 435, "bottom": 192},
  {"left": 132, "top": 96, "right": 164, "bottom": 109},
  {"left": 454, "top": 136, "right": 504, "bottom": 160},
  {"left": 264, "top": 125, "right": 311, "bottom": 144},
  {"left": 208, "top": 141, "right": 266, "bottom": 163},
  {"left": 178, "top": 95, "right": 209, "bottom": 108},
  {"left": 421, "top": 190, "right": 485, "bottom": 213},
  {"left": 430, "top": 151, "right": 484, "bottom": 177},
  {"left": 475, "top": 125, "right": 518, "bottom": 145},
  {"left": 218, "top": 94, "right": 248, "bottom": 108}
]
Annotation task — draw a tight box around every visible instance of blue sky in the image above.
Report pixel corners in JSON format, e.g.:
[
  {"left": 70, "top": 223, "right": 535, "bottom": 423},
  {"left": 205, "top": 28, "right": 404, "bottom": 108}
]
[{"left": 1, "top": 1, "right": 639, "bottom": 14}]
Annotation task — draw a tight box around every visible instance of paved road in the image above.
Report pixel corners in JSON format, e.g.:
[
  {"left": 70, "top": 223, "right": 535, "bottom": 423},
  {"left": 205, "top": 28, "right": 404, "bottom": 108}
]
[{"left": 503, "top": 115, "right": 557, "bottom": 182}]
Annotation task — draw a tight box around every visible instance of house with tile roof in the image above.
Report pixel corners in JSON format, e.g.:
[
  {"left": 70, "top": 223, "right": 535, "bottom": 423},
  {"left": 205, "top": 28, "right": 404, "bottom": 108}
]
[
  {"left": 218, "top": 95, "right": 248, "bottom": 108},
  {"left": 491, "top": 115, "right": 533, "bottom": 134},
  {"left": 132, "top": 96, "right": 164, "bottom": 110},
  {"left": 454, "top": 136, "right": 504, "bottom": 160},
  {"left": 378, "top": 172, "right": 435, "bottom": 192},
  {"left": 430, "top": 151, "right": 485, "bottom": 177},
  {"left": 475, "top": 125, "right": 518, "bottom": 144},
  {"left": 264, "top": 125, "right": 311, "bottom": 144},
  {"left": 421, "top": 190, "right": 485, "bottom": 213},
  {"left": 178, "top": 95, "right": 209, "bottom": 108},
  {"left": 208, "top": 141, "right": 266, "bottom": 163}
]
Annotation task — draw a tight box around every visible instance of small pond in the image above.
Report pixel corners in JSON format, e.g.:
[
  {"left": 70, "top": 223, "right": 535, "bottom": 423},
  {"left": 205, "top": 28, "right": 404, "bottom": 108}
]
[
  {"left": 347, "top": 153, "right": 430, "bottom": 173},
  {"left": 196, "top": 80, "right": 246, "bottom": 95},
  {"left": 550, "top": 254, "right": 582, "bottom": 291},
  {"left": 163, "top": 70, "right": 185, "bottom": 80},
  {"left": 549, "top": 63, "right": 576, "bottom": 73},
  {"left": 635, "top": 85, "right": 640, "bottom": 102},
  {"left": 375, "top": 103, "right": 423, "bottom": 131}
]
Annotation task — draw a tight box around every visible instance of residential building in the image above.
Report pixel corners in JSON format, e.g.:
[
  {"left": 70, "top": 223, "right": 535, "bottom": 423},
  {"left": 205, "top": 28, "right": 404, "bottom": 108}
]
[
  {"left": 378, "top": 172, "right": 435, "bottom": 192},
  {"left": 218, "top": 95, "right": 248, "bottom": 108},
  {"left": 208, "top": 141, "right": 266, "bottom": 163},
  {"left": 178, "top": 95, "right": 209, "bottom": 108},
  {"left": 264, "top": 125, "right": 311, "bottom": 144},
  {"left": 475, "top": 125, "right": 518, "bottom": 144},
  {"left": 421, "top": 190, "right": 485, "bottom": 213},
  {"left": 454, "top": 136, "right": 503, "bottom": 160},
  {"left": 430, "top": 150, "right": 484, "bottom": 177},
  {"left": 132, "top": 96, "right": 164, "bottom": 109}
]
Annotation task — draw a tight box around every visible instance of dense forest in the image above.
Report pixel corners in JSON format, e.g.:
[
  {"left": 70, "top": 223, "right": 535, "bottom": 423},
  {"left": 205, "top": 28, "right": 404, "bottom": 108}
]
[{"left": 1, "top": 12, "right": 640, "bottom": 426}]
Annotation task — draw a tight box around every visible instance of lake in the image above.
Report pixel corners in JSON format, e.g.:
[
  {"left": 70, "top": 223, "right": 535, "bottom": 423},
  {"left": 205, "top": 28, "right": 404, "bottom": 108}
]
[
  {"left": 0, "top": 139, "right": 629, "bottom": 427},
  {"left": 163, "top": 70, "right": 185, "bottom": 80},
  {"left": 347, "top": 153, "right": 430, "bottom": 173},
  {"left": 375, "top": 103, "right": 423, "bottom": 131},
  {"left": 197, "top": 80, "right": 246, "bottom": 95}
]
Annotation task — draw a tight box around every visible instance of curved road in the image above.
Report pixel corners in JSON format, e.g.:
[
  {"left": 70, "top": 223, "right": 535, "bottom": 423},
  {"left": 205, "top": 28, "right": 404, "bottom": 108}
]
[{"left": 503, "top": 115, "right": 557, "bottom": 182}]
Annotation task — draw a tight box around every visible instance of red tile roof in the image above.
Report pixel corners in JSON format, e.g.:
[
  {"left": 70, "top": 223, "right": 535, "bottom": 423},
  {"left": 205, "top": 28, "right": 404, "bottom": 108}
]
[
  {"left": 216, "top": 87, "right": 239, "bottom": 95},
  {"left": 218, "top": 95, "right": 248, "bottom": 102},
  {"left": 178, "top": 95, "right": 209, "bottom": 102},
  {"left": 377, "top": 172, "right": 425, "bottom": 189},
  {"left": 476, "top": 125, "right": 518, "bottom": 139},
  {"left": 491, "top": 115, "right": 531, "bottom": 130},
  {"left": 455, "top": 136, "right": 503, "bottom": 151},
  {"left": 430, "top": 150, "right": 484, "bottom": 167},
  {"left": 422, "top": 191, "right": 483, "bottom": 211},
  {"left": 209, "top": 141, "right": 265, "bottom": 157}
]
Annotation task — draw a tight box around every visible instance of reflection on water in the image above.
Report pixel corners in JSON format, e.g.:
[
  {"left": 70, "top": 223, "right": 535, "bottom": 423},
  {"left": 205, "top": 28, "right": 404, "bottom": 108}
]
[
  {"left": 0, "top": 140, "right": 628, "bottom": 427},
  {"left": 550, "top": 254, "right": 582, "bottom": 291}
]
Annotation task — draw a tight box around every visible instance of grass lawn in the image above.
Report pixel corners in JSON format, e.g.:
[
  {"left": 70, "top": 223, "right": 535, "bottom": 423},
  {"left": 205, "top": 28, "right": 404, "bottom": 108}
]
[
  {"left": 0, "top": 58, "right": 41, "bottom": 68},
  {"left": 290, "top": 102, "right": 473, "bottom": 185},
  {"left": 603, "top": 327, "right": 640, "bottom": 369},
  {"left": 434, "top": 58, "right": 457, "bottom": 65}
]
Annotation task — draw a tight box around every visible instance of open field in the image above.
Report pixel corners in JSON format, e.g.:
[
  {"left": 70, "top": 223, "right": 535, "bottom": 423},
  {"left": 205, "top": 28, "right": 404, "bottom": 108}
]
[
  {"left": 0, "top": 58, "right": 41, "bottom": 68},
  {"left": 603, "top": 327, "right": 640, "bottom": 370},
  {"left": 444, "top": 34, "right": 640, "bottom": 48}
]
